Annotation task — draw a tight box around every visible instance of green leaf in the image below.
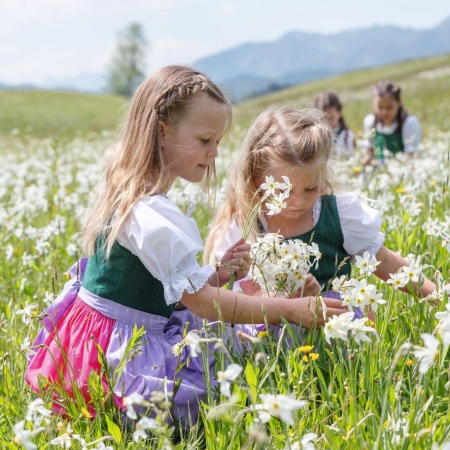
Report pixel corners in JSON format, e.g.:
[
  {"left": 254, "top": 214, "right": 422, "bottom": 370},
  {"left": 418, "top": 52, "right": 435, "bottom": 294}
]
[
  {"left": 245, "top": 361, "right": 258, "bottom": 402},
  {"left": 105, "top": 415, "right": 122, "bottom": 444}
]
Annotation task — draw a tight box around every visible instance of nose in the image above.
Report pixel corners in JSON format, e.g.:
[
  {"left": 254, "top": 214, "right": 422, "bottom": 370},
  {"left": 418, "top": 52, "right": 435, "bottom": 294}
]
[
  {"left": 289, "top": 189, "right": 307, "bottom": 208},
  {"left": 207, "top": 143, "right": 218, "bottom": 159}
]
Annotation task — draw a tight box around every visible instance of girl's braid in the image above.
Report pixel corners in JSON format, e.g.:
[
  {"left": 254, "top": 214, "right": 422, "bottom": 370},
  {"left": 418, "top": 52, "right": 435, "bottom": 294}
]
[{"left": 154, "top": 76, "right": 208, "bottom": 115}]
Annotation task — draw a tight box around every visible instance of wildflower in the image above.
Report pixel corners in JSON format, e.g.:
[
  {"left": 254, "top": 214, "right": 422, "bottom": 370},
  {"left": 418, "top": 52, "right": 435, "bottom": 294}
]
[
  {"left": 257, "top": 330, "right": 269, "bottom": 339},
  {"left": 91, "top": 442, "right": 114, "bottom": 450},
  {"left": 323, "top": 311, "right": 354, "bottom": 344},
  {"left": 309, "top": 353, "right": 319, "bottom": 361},
  {"left": 260, "top": 175, "right": 277, "bottom": 195},
  {"left": 298, "top": 345, "right": 314, "bottom": 355},
  {"left": 13, "top": 421, "right": 37, "bottom": 450},
  {"left": 265, "top": 191, "right": 289, "bottom": 216},
  {"left": 367, "top": 291, "right": 386, "bottom": 312},
  {"left": 387, "top": 272, "right": 408, "bottom": 289},
  {"left": 132, "top": 417, "right": 158, "bottom": 442},
  {"left": 22, "top": 252, "right": 35, "bottom": 267},
  {"left": 5, "top": 244, "right": 14, "bottom": 260},
  {"left": 354, "top": 251, "right": 380, "bottom": 276},
  {"left": 26, "top": 398, "right": 52, "bottom": 426},
  {"left": 50, "top": 423, "right": 83, "bottom": 448},
  {"left": 292, "top": 432, "right": 318, "bottom": 449},
  {"left": 16, "top": 301, "right": 38, "bottom": 326},
  {"left": 185, "top": 332, "right": 202, "bottom": 357},
  {"left": 406, "top": 359, "right": 414, "bottom": 367},
  {"left": 352, "top": 166, "right": 362, "bottom": 173},
  {"left": 257, "top": 394, "right": 307, "bottom": 426},
  {"left": 350, "top": 318, "right": 377, "bottom": 345},
  {"left": 217, "top": 363, "right": 242, "bottom": 397},
  {"left": 123, "top": 392, "right": 145, "bottom": 420},
  {"left": 412, "top": 333, "right": 439, "bottom": 374},
  {"left": 66, "top": 243, "right": 77, "bottom": 256}
]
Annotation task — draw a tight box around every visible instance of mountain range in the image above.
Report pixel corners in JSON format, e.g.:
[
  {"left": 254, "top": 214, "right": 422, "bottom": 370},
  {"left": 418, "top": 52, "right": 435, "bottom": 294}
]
[
  {"left": 2, "top": 16, "right": 449, "bottom": 101},
  {"left": 194, "top": 15, "right": 450, "bottom": 100}
]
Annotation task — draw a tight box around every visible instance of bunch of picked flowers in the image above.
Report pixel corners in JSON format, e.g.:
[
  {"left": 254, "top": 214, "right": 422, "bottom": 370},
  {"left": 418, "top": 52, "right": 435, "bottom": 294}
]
[{"left": 250, "top": 234, "right": 321, "bottom": 298}]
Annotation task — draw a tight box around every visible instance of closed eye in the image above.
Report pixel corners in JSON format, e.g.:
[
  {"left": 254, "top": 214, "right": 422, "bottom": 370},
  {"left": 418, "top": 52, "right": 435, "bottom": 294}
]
[{"left": 305, "top": 186, "right": 318, "bottom": 192}]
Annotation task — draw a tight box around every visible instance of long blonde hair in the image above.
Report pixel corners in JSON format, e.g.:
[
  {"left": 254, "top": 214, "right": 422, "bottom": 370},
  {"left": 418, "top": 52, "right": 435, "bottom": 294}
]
[
  {"left": 83, "top": 65, "right": 231, "bottom": 257},
  {"left": 204, "top": 106, "right": 334, "bottom": 264}
]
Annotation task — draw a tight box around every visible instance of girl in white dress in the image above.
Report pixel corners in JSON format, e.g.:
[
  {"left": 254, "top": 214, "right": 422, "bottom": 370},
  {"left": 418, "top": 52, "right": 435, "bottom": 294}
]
[
  {"left": 205, "top": 106, "right": 437, "bottom": 301},
  {"left": 362, "top": 80, "right": 421, "bottom": 165}
]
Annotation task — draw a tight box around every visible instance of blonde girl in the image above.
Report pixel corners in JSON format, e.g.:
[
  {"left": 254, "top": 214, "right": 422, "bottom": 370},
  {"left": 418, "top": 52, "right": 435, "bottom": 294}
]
[
  {"left": 25, "top": 67, "right": 345, "bottom": 424},
  {"left": 362, "top": 80, "right": 421, "bottom": 165},
  {"left": 205, "top": 106, "right": 436, "bottom": 301}
]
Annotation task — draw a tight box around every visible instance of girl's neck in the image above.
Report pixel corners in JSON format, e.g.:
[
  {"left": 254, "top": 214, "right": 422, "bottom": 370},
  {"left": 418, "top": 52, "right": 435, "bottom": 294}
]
[{"left": 263, "top": 207, "right": 315, "bottom": 238}]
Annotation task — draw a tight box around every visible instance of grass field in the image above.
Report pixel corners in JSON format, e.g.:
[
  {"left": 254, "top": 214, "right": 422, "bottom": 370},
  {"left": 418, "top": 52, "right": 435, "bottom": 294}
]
[{"left": 1, "top": 55, "right": 450, "bottom": 449}]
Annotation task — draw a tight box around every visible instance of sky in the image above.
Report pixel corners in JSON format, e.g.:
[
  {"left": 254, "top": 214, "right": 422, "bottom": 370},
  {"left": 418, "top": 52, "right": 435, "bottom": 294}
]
[{"left": 1, "top": 0, "right": 449, "bottom": 85}]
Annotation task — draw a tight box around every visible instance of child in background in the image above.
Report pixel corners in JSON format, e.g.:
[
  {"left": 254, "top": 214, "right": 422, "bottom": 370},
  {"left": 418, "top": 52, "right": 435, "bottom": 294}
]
[
  {"left": 314, "top": 91, "right": 354, "bottom": 158},
  {"left": 25, "top": 67, "right": 346, "bottom": 424},
  {"left": 362, "top": 80, "right": 421, "bottom": 165},
  {"left": 205, "top": 106, "right": 437, "bottom": 301}
]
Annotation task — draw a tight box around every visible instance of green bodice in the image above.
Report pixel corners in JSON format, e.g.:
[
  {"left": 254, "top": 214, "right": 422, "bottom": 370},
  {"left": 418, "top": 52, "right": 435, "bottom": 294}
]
[
  {"left": 373, "top": 130, "right": 404, "bottom": 159},
  {"left": 286, "top": 195, "right": 351, "bottom": 291},
  {"left": 83, "top": 239, "right": 175, "bottom": 318}
]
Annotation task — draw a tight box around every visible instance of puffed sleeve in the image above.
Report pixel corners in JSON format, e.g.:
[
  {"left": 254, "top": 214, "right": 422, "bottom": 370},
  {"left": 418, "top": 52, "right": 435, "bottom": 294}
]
[
  {"left": 402, "top": 115, "right": 421, "bottom": 153},
  {"left": 337, "top": 193, "right": 385, "bottom": 257},
  {"left": 117, "top": 195, "right": 215, "bottom": 305},
  {"left": 214, "top": 218, "right": 242, "bottom": 260},
  {"left": 362, "top": 114, "right": 375, "bottom": 149}
]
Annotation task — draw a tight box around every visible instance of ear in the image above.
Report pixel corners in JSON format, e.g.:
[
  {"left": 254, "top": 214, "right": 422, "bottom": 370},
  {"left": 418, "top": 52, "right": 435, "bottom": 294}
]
[{"left": 158, "top": 120, "right": 168, "bottom": 140}]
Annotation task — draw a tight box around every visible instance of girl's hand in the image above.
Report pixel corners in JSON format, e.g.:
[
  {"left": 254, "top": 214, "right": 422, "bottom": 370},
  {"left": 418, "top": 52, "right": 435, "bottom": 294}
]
[
  {"left": 292, "top": 274, "right": 321, "bottom": 297},
  {"left": 291, "top": 296, "right": 347, "bottom": 328},
  {"left": 209, "top": 238, "right": 252, "bottom": 287}
]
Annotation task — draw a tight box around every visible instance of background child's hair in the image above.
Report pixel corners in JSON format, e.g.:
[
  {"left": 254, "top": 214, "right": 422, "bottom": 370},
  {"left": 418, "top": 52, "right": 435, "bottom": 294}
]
[
  {"left": 83, "top": 65, "right": 232, "bottom": 257},
  {"left": 371, "top": 80, "right": 408, "bottom": 133},
  {"left": 314, "top": 91, "right": 352, "bottom": 150},
  {"left": 204, "top": 106, "right": 334, "bottom": 264}
]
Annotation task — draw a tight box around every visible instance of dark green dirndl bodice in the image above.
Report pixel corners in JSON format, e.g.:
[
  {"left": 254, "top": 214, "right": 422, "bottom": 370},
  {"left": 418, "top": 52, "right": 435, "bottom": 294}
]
[
  {"left": 373, "top": 130, "right": 404, "bottom": 160},
  {"left": 83, "top": 239, "right": 175, "bottom": 318},
  {"left": 286, "top": 195, "right": 351, "bottom": 291}
]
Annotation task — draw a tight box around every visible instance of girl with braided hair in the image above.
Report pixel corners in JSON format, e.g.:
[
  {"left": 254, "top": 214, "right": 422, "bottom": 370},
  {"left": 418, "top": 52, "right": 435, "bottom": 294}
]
[
  {"left": 25, "top": 66, "right": 347, "bottom": 424},
  {"left": 362, "top": 80, "right": 422, "bottom": 165}
]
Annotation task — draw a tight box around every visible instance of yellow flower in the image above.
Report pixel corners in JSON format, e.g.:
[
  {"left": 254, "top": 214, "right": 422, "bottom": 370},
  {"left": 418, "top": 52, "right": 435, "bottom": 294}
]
[
  {"left": 310, "top": 353, "right": 319, "bottom": 361},
  {"left": 352, "top": 167, "right": 362, "bottom": 173},
  {"left": 366, "top": 319, "right": 375, "bottom": 327},
  {"left": 395, "top": 187, "right": 405, "bottom": 194},
  {"left": 406, "top": 359, "right": 414, "bottom": 367},
  {"left": 302, "top": 355, "right": 309, "bottom": 363},
  {"left": 81, "top": 407, "right": 92, "bottom": 418},
  {"left": 298, "top": 345, "right": 314, "bottom": 355},
  {"left": 430, "top": 180, "right": 436, "bottom": 186},
  {"left": 257, "top": 331, "right": 269, "bottom": 339}
]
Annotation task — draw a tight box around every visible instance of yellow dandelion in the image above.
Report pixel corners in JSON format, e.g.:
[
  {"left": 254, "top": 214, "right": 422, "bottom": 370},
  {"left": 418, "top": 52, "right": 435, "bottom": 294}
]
[
  {"left": 352, "top": 167, "right": 362, "bottom": 173},
  {"left": 406, "top": 359, "right": 414, "bottom": 367},
  {"left": 395, "top": 187, "right": 405, "bottom": 194},
  {"left": 430, "top": 180, "right": 436, "bottom": 186},
  {"left": 302, "top": 355, "right": 309, "bottom": 363},
  {"left": 310, "top": 353, "right": 319, "bottom": 361},
  {"left": 298, "top": 345, "right": 314, "bottom": 354},
  {"left": 257, "top": 331, "right": 269, "bottom": 339}
]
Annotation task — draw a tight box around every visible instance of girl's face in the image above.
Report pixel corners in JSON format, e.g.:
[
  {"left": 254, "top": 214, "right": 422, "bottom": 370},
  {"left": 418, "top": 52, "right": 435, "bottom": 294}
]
[
  {"left": 256, "top": 165, "right": 322, "bottom": 222},
  {"left": 162, "top": 93, "right": 229, "bottom": 187},
  {"left": 373, "top": 95, "right": 401, "bottom": 126},
  {"left": 324, "top": 107, "right": 341, "bottom": 129}
]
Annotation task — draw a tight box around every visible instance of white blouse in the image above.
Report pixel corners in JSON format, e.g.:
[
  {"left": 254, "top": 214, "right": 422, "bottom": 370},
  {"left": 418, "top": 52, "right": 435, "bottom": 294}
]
[
  {"left": 362, "top": 114, "right": 421, "bottom": 153},
  {"left": 117, "top": 195, "right": 215, "bottom": 306},
  {"left": 215, "top": 193, "right": 385, "bottom": 260}
]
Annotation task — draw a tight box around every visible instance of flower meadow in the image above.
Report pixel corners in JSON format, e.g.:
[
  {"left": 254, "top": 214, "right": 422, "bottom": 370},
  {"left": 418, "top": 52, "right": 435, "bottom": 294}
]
[{"left": 0, "top": 128, "right": 450, "bottom": 450}]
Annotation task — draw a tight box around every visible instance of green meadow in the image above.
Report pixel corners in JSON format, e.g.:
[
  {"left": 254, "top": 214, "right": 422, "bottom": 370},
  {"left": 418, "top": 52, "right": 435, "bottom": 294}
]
[{"left": 1, "top": 54, "right": 450, "bottom": 449}]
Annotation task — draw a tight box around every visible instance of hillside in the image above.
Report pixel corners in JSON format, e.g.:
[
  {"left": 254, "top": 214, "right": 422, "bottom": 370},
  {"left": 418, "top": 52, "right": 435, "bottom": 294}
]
[
  {"left": 0, "top": 90, "right": 126, "bottom": 138},
  {"left": 232, "top": 54, "right": 450, "bottom": 140},
  {"left": 196, "top": 16, "right": 450, "bottom": 100}
]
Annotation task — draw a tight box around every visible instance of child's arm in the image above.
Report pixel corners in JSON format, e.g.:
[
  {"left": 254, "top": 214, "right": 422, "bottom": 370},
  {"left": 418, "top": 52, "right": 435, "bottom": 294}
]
[
  {"left": 374, "top": 246, "right": 436, "bottom": 297},
  {"left": 361, "top": 148, "right": 374, "bottom": 166},
  {"left": 181, "top": 284, "right": 346, "bottom": 328}
]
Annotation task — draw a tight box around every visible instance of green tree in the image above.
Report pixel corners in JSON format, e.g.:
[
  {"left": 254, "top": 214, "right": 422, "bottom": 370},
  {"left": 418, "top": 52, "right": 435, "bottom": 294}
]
[{"left": 108, "top": 23, "right": 148, "bottom": 97}]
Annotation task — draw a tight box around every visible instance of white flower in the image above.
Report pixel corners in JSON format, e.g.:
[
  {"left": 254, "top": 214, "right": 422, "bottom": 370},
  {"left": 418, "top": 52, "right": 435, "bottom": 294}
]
[
  {"left": 132, "top": 417, "right": 159, "bottom": 442},
  {"left": 257, "top": 394, "right": 307, "bottom": 426},
  {"left": 26, "top": 398, "right": 52, "bottom": 426},
  {"left": 292, "top": 432, "right": 318, "bottom": 449},
  {"left": 260, "top": 175, "right": 277, "bottom": 195},
  {"left": 265, "top": 191, "right": 289, "bottom": 216},
  {"left": 366, "top": 290, "right": 387, "bottom": 312},
  {"left": 66, "top": 244, "right": 77, "bottom": 256},
  {"left": 412, "top": 333, "right": 439, "bottom": 374},
  {"left": 123, "top": 392, "right": 145, "bottom": 420},
  {"left": 323, "top": 311, "right": 354, "bottom": 344},
  {"left": 217, "top": 363, "right": 242, "bottom": 397},
  {"left": 387, "top": 272, "right": 408, "bottom": 289},
  {"left": 354, "top": 251, "right": 380, "bottom": 276},
  {"left": 185, "top": 332, "right": 202, "bottom": 357},
  {"left": 13, "top": 421, "right": 37, "bottom": 450},
  {"left": 50, "top": 423, "right": 82, "bottom": 449},
  {"left": 16, "top": 301, "right": 38, "bottom": 326},
  {"left": 350, "top": 318, "right": 377, "bottom": 345},
  {"left": 22, "top": 251, "right": 35, "bottom": 267},
  {"left": 43, "top": 291, "right": 55, "bottom": 305},
  {"left": 5, "top": 244, "right": 14, "bottom": 260},
  {"left": 91, "top": 442, "right": 114, "bottom": 450}
]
